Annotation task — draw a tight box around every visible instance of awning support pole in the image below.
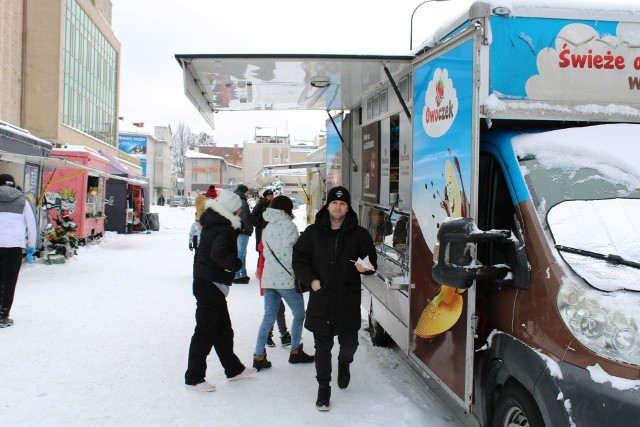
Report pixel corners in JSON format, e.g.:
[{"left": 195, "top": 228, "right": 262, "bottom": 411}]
[
  {"left": 326, "top": 111, "right": 358, "bottom": 172},
  {"left": 382, "top": 62, "right": 411, "bottom": 122}
]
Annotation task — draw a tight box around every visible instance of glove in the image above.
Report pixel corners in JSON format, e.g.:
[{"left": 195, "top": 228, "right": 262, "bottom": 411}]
[
  {"left": 26, "top": 247, "right": 36, "bottom": 264},
  {"left": 189, "top": 243, "right": 193, "bottom": 251}
]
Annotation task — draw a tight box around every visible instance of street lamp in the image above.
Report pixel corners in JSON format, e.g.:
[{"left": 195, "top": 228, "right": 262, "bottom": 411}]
[{"left": 410, "top": 0, "right": 449, "bottom": 50}]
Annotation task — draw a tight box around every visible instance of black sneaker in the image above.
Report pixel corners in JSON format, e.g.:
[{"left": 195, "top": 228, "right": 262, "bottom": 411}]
[
  {"left": 0, "top": 316, "right": 13, "bottom": 328},
  {"left": 252, "top": 354, "right": 272, "bottom": 372},
  {"left": 337, "top": 363, "right": 350, "bottom": 389},
  {"left": 266, "top": 332, "right": 276, "bottom": 348},
  {"left": 316, "top": 385, "right": 331, "bottom": 411},
  {"left": 232, "top": 276, "right": 250, "bottom": 284},
  {"left": 280, "top": 331, "right": 291, "bottom": 347},
  {"left": 289, "top": 344, "right": 315, "bottom": 364}
]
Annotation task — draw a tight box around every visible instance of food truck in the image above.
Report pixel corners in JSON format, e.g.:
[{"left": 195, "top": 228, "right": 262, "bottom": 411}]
[
  {"left": 176, "top": 1, "right": 640, "bottom": 425},
  {"left": 42, "top": 145, "right": 109, "bottom": 241}
]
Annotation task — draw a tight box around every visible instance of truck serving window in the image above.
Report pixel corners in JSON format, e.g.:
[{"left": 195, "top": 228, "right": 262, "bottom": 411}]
[{"left": 359, "top": 204, "right": 409, "bottom": 282}]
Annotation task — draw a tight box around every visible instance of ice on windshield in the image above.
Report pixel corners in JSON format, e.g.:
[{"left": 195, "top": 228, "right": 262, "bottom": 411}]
[
  {"left": 548, "top": 199, "right": 640, "bottom": 292},
  {"left": 514, "top": 124, "right": 640, "bottom": 292},
  {"left": 513, "top": 124, "right": 640, "bottom": 183}
]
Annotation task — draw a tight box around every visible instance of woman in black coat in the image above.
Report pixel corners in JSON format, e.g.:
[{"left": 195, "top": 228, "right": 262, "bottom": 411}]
[
  {"left": 185, "top": 189, "right": 256, "bottom": 391},
  {"left": 292, "top": 186, "right": 377, "bottom": 410}
]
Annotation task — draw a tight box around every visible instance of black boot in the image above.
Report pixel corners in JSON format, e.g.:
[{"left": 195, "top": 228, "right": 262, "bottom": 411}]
[
  {"left": 337, "top": 363, "right": 350, "bottom": 389},
  {"left": 315, "top": 385, "right": 331, "bottom": 411},
  {"left": 266, "top": 330, "right": 276, "bottom": 347},
  {"left": 288, "top": 343, "right": 315, "bottom": 364},
  {"left": 252, "top": 353, "right": 272, "bottom": 372}
]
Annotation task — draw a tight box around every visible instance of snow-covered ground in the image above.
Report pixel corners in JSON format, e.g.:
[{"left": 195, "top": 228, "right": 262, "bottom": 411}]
[{"left": 0, "top": 203, "right": 463, "bottom": 427}]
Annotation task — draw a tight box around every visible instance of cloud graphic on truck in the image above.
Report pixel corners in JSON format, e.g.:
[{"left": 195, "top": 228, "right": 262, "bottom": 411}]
[
  {"left": 422, "top": 68, "right": 458, "bottom": 138},
  {"left": 526, "top": 22, "right": 640, "bottom": 104}
]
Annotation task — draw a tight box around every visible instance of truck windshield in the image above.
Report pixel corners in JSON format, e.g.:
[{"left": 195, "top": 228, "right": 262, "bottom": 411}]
[
  {"left": 513, "top": 124, "right": 640, "bottom": 220},
  {"left": 519, "top": 154, "right": 640, "bottom": 218},
  {"left": 515, "top": 125, "right": 640, "bottom": 292}
]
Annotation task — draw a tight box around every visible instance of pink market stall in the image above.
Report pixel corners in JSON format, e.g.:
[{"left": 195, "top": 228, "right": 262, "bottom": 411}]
[{"left": 41, "top": 146, "right": 109, "bottom": 243}]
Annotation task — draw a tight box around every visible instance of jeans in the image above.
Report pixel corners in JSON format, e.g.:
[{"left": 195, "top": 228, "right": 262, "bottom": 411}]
[
  {"left": 313, "top": 331, "right": 359, "bottom": 387},
  {"left": 254, "top": 288, "right": 305, "bottom": 356},
  {"left": 235, "top": 234, "right": 249, "bottom": 279}
]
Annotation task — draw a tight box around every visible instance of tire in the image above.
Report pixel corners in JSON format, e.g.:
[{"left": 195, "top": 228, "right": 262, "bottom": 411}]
[
  {"left": 368, "top": 310, "right": 393, "bottom": 347},
  {"left": 493, "top": 381, "right": 545, "bottom": 427}
]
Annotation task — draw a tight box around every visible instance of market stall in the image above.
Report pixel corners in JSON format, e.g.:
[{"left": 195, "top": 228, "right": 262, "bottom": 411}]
[
  {"left": 99, "top": 150, "right": 150, "bottom": 234},
  {"left": 42, "top": 146, "right": 109, "bottom": 241}
]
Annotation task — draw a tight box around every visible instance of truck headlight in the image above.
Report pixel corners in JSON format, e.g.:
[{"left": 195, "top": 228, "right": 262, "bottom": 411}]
[{"left": 557, "top": 279, "right": 640, "bottom": 366}]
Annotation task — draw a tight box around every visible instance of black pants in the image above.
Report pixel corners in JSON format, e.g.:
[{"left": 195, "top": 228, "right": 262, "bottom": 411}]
[
  {"left": 313, "top": 330, "right": 359, "bottom": 387},
  {"left": 0, "top": 248, "right": 22, "bottom": 318},
  {"left": 185, "top": 278, "right": 245, "bottom": 385},
  {"left": 270, "top": 301, "right": 287, "bottom": 335}
]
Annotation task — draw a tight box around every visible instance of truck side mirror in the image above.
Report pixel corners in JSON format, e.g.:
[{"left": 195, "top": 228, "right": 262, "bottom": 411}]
[{"left": 432, "top": 217, "right": 511, "bottom": 289}]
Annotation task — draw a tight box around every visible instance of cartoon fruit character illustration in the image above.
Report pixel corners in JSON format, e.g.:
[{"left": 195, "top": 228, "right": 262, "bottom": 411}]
[
  {"left": 415, "top": 285, "right": 464, "bottom": 339},
  {"left": 435, "top": 78, "right": 445, "bottom": 107},
  {"left": 440, "top": 159, "right": 462, "bottom": 217}
]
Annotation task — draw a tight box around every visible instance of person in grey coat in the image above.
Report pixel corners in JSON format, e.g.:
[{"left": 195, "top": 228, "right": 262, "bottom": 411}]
[
  {"left": 0, "top": 174, "right": 37, "bottom": 328},
  {"left": 252, "top": 196, "right": 314, "bottom": 371}
]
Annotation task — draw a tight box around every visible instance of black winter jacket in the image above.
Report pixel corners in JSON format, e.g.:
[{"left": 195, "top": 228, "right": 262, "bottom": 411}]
[
  {"left": 292, "top": 205, "right": 377, "bottom": 335},
  {"left": 194, "top": 198, "right": 243, "bottom": 285},
  {"left": 234, "top": 189, "right": 253, "bottom": 236},
  {"left": 251, "top": 198, "right": 269, "bottom": 248}
]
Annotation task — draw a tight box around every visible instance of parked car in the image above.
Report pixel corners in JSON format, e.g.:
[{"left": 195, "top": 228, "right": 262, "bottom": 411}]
[
  {"left": 170, "top": 196, "right": 186, "bottom": 207},
  {"left": 289, "top": 197, "right": 301, "bottom": 208}
]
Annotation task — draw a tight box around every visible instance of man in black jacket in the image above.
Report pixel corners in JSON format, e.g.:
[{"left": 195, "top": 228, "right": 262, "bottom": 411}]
[
  {"left": 250, "top": 188, "right": 273, "bottom": 252},
  {"left": 185, "top": 189, "right": 256, "bottom": 391},
  {"left": 292, "top": 186, "right": 377, "bottom": 411},
  {"left": 233, "top": 184, "right": 253, "bottom": 284}
]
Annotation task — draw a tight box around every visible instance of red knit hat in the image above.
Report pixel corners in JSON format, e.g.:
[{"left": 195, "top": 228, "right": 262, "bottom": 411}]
[{"left": 205, "top": 185, "right": 217, "bottom": 198}]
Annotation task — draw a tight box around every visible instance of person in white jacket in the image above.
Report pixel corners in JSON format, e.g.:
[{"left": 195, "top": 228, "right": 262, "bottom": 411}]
[
  {"left": 0, "top": 174, "right": 37, "bottom": 328},
  {"left": 252, "top": 196, "right": 314, "bottom": 370}
]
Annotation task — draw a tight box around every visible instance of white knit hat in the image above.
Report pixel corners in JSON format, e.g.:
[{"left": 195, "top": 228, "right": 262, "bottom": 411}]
[{"left": 216, "top": 189, "right": 242, "bottom": 213}]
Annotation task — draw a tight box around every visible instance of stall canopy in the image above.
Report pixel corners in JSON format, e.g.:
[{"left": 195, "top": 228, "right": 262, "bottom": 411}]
[
  {"left": 255, "top": 161, "right": 325, "bottom": 179},
  {"left": 174, "top": 54, "right": 412, "bottom": 127},
  {"left": 0, "top": 120, "right": 52, "bottom": 157}
]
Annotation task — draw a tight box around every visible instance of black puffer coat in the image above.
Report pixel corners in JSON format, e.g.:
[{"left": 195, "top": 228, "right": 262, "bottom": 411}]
[
  {"left": 234, "top": 188, "right": 253, "bottom": 237},
  {"left": 194, "top": 198, "right": 243, "bottom": 285},
  {"left": 292, "top": 205, "right": 377, "bottom": 335}
]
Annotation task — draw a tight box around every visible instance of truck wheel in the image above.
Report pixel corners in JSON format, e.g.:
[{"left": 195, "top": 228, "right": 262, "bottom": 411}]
[
  {"left": 493, "top": 381, "right": 544, "bottom": 427},
  {"left": 368, "top": 310, "right": 393, "bottom": 347}
]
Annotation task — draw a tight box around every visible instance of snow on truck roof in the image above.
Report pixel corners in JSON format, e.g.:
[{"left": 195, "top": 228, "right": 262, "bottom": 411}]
[{"left": 415, "top": 0, "right": 640, "bottom": 52}]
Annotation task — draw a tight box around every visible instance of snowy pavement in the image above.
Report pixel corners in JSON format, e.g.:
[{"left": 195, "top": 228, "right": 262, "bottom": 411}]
[{"left": 0, "top": 204, "right": 463, "bottom": 426}]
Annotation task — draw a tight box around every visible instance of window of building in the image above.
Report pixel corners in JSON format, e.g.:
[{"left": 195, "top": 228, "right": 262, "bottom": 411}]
[{"left": 62, "top": 0, "right": 118, "bottom": 147}]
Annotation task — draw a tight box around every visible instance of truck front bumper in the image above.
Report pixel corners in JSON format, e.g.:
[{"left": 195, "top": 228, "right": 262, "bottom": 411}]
[{"left": 558, "top": 361, "right": 640, "bottom": 425}]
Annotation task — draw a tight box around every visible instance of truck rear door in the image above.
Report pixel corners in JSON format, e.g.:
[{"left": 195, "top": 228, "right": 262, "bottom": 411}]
[{"left": 409, "top": 27, "right": 480, "bottom": 410}]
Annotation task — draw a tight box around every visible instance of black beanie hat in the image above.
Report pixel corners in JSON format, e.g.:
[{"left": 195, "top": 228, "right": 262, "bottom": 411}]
[
  {"left": 326, "top": 186, "right": 351, "bottom": 206},
  {"left": 0, "top": 174, "right": 16, "bottom": 187},
  {"left": 236, "top": 184, "right": 249, "bottom": 194}
]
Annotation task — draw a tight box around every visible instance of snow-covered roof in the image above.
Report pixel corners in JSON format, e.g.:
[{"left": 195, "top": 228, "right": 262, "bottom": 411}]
[
  {"left": 118, "top": 120, "right": 153, "bottom": 135},
  {"left": 184, "top": 149, "right": 226, "bottom": 162}
]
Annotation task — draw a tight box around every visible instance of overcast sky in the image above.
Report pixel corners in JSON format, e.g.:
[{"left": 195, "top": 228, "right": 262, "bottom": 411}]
[
  {"left": 110, "top": 0, "right": 631, "bottom": 146},
  {"left": 110, "top": 0, "right": 473, "bottom": 145}
]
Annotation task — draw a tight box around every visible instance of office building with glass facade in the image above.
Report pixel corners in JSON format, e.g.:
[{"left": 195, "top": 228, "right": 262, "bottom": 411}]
[{"left": 23, "top": 0, "right": 121, "bottom": 156}]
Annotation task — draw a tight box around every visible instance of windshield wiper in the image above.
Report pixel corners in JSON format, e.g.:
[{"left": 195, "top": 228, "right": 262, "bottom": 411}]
[{"left": 556, "top": 245, "right": 640, "bottom": 269}]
